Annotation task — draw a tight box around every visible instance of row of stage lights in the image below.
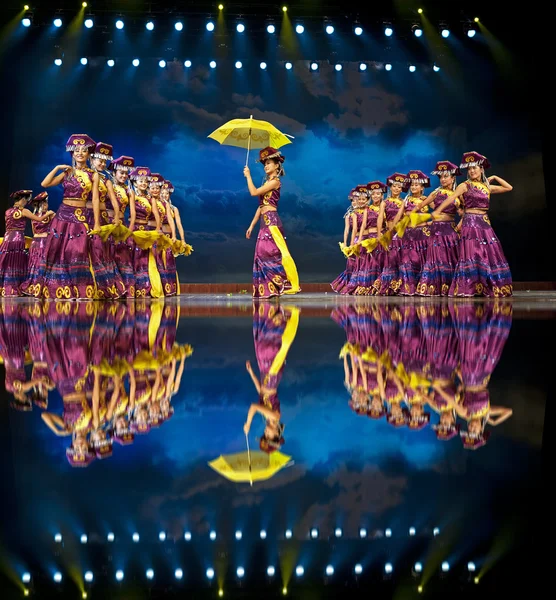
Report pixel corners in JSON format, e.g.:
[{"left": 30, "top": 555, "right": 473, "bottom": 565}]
[
  {"left": 51, "top": 57, "right": 442, "bottom": 72},
  {"left": 53, "top": 526, "right": 441, "bottom": 545},
  {"left": 21, "top": 17, "right": 479, "bottom": 39},
  {"left": 19, "top": 561, "right": 479, "bottom": 588}
]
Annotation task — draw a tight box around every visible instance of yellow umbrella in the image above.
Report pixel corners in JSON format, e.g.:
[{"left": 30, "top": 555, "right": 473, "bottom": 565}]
[
  {"left": 208, "top": 449, "right": 292, "bottom": 485},
  {"left": 208, "top": 114, "right": 294, "bottom": 165}
]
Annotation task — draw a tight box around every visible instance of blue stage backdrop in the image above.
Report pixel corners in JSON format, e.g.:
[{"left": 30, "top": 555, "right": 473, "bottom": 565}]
[{"left": 4, "top": 52, "right": 548, "bottom": 282}]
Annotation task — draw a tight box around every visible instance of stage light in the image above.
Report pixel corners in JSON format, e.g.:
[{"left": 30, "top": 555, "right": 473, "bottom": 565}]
[
  {"left": 106, "top": 532, "right": 115, "bottom": 542},
  {"left": 146, "top": 569, "right": 154, "bottom": 580},
  {"left": 24, "top": 590, "right": 29, "bottom": 597},
  {"left": 132, "top": 532, "right": 139, "bottom": 542},
  {"left": 282, "top": 5, "right": 288, "bottom": 11},
  {"left": 409, "top": 527, "right": 416, "bottom": 536},
  {"left": 79, "top": 534, "right": 87, "bottom": 544},
  {"left": 285, "top": 529, "right": 293, "bottom": 538},
  {"left": 418, "top": 586, "right": 424, "bottom": 593},
  {"left": 84, "top": 571, "right": 93, "bottom": 583},
  {"left": 326, "top": 565, "right": 334, "bottom": 576},
  {"left": 175, "top": 21, "right": 183, "bottom": 31},
  {"left": 115, "top": 570, "right": 124, "bottom": 581},
  {"left": 413, "top": 26, "right": 423, "bottom": 37},
  {"left": 467, "top": 28, "right": 477, "bottom": 38},
  {"left": 414, "top": 562, "right": 423, "bottom": 573},
  {"left": 159, "top": 60, "right": 166, "bottom": 68},
  {"left": 267, "top": 24, "right": 275, "bottom": 34},
  {"left": 54, "top": 533, "right": 62, "bottom": 542},
  {"left": 260, "top": 62, "right": 267, "bottom": 70},
  {"left": 175, "top": 568, "right": 183, "bottom": 580},
  {"left": 209, "top": 61, "right": 217, "bottom": 69},
  {"left": 219, "top": 591, "right": 224, "bottom": 598},
  {"left": 82, "top": 2, "right": 88, "bottom": 7},
  {"left": 295, "top": 24, "right": 304, "bottom": 34},
  {"left": 236, "top": 567, "right": 245, "bottom": 578},
  {"left": 335, "top": 64, "right": 342, "bottom": 72},
  {"left": 132, "top": 59, "right": 140, "bottom": 67},
  {"left": 84, "top": 19, "right": 93, "bottom": 29},
  {"left": 385, "top": 528, "right": 392, "bottom": 537},
  {"left": 209, "top": 530, "right": 217, "bottom": 539},
  {"left": 53, "top": 18, "right": 62, "bottom": 28},
  {"left": 53, "top": 572, "right": 62, "bottom": 583},
  {"left": 418, "top": 8, "right": 423, "bottom": 13},
  {"left": 260, "top": 529, "right": 267, "bottom": 539},
  {"left": 80, "top": 58, "right": 88, "bottom": 66},
  {"left": 468, "top": 562, "right": 476, "bottom": 572},
  {"left": 267, "top": 566, "right": 275, "bottom": 577},
  {"left": 310, "top": 62, "right": 319, "bottom": 71},
  {"left": 325, "top": 25, "right": 335, "bottom": 35},
  {"left": 474, "top": 576, "right": 480, "bottom": 584},
  {"left": 115, "top": 20, "right": 124, "bottom": 30},
  {"left": 359, "top": 527, "right": 367, "bottom": 537},
  {"left": 409, "top": 65, "right": 416, "bottom": 72},
  {"left": 433, "top": 527, "right": 440, "bottom": 536},
  {"left": 184, "top": 530, "right": 192, "bottom": 540},
  {"left": 295, "top": 565, "right": 304, "bottom": 577},
  {"left": 206, "top": 21, "right": 215, "bottom": 31},
  {"left": 384, "top": 26, "right": 393, "bottom": 36},
  {"left": 206, "top": 568, "right": 215, "bottom": 580},
  {"left": 107, "top": 59, "right": 115, "bottom": 67},
  {"left": 236, "top": 23, "right": 245, "bottom": 33},
  {"left": 310, "top": 528, "right": 319, "bottom": 539},
  {"left": 24, "top": 4, "right": 30, "bottom": 9},
  {"left": 235, "top": 530, "right": 242, "bottom": 539},
  {"left": 334, "top": 527, "right": 342, "bottom": 538},
  {"left": 441, "top": 561, "right": 450, "bottom": 572},
  {"left": 146, "top": 21, "right": 154, "bottom": 31},
  {"left": 22, "top": 18, "right": 31, "bottom": 27},
  {"left": 384, "top": 563, "right": 393, "bottom": 574},
  {"left": 235, "top": 61, "right": 242, "bottom": 69},
  {"left": 354, "top": 564, "right": 363, "bottom": 575},
  {"left": 441, "top": 29, "right": 450, "bottom": 38},
  {"left": 54, "top": 58, "right": 62, "bottom": 66},
  {"left": 433, "top": 64, "right": 440, "bottom": 72},
  {"left": 22, "top": 573, "right": 31, "bottom": 583},
  {"left": 159, "top": 531, "right": 166, "bottom": 541},
  {"left": 219, "top": 4, "right": 224, "bottom": 9},
  {"left": 354, "top": 26, "right": 363, "bottom": 36},
  {"left": 285, "top": 62, "right": 292, "bottom": 70},
  {"left": 282, "top": 588, "right": 288, "bottom": 595}
]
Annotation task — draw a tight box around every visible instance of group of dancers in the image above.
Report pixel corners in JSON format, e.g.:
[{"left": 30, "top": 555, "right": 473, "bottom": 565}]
[
  {"left": 1, "top": 299, "right": 192, "bottom": 466},
  {"left": 331, "top": 151, "right": 514, "bottom": 297},
  {"left": 333, "top": 301, "right": 513, "bottom": 449},
  {"left": 0, "top": 134, "right": 192, "bottom": 300}
]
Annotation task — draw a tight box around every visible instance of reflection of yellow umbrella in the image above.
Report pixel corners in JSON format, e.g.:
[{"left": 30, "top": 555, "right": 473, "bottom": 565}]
[
  {"left": 208, "top": 114, "right": 294, "bottom": 165},
  {"left": 208, "top": 450, "right": 292, "bottom": 485}
]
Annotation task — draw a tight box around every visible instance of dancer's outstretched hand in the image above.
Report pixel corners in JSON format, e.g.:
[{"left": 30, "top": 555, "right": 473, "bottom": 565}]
[
  {"left": 243, "top": 166, "right": 251, "bottom": 178},
  {"left": 246, "top": 226, "right": 253, "bottom": 239}
]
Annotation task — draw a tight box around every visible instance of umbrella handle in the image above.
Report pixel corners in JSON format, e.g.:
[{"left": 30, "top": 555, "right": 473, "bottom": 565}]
[
  {"left": 245, "top": 114, "right": 253, "bottom": 167},
  {"left": 245, "top": 432, "right": 253, "bottom": 486}
]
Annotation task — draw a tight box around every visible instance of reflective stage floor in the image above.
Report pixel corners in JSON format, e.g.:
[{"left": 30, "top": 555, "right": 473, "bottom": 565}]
[{"left": 0, "top": 295, "right": 549, "bottom": 599}]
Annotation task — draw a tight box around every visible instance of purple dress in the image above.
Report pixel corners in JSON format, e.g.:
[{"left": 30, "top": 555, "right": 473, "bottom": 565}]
[
  {"left": 378, "top": 197, "right": 405, "bottom": 295},
  {"left": 252, "top": 183, "right": 300, "bottom": 299},
  {"left": 397, "top": 196, "right": 431, "bottom": 296},
  {"left": 112, "top": 182, "right": 136, "bottom": 298},
  {"left": 348, "top": 205, "right": 384, "bottom": 296},
  {"left": 21, "top": 169, "right": 97, "bottom": 299},
  {"left": 330, "top": 213, "right": 356, "bottom": 294},
  {"left": 449, "top": 181, "right": 512, "bottom": 297},
  {"left": 132, "top": 195, "right": 161, "bottom": 297},
  {"left": 20, "top": 212, "right": 53, "bottom": 294},
  {"left": 0, "top": 207, "right": 29, "bottom": 296},
  {"left": 154, "top": 200, "right": 177, "bottom": 296},
  {"left": 416, "top": 188, "right": 460, "bottom": 296}
]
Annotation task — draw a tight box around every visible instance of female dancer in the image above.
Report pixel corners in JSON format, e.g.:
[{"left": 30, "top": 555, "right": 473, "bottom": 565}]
[
  {"left": 110, "top": 155, "right": 136, "bottom": 297},
  {"left": 21, "top": 134, "right": 99, "bottom": 299},
  {"left": 244, "top": 147, "right": 300, "bottom": 299},
  {"left": 129, "top": 167, "right": 163, "bottom": 298},
  {"left": 331, "top": 190, "right": 358, "bottom": 293},
  {"left": 433, "top": 152, "right": 513, "bottom": 297},
  {"left": 150, "top": 174, "right": 177, "bottom": 296},
  {"left": 0, "top": 190, "right": 52, "bottom": 296},
  {"left": 396, "top": 170, "right": 432, "bottom": 296},
  {"left": 413, "top": 161, "right": 461, "bottom": 296},
  {"left": 377, "top": 173, "right": 408, "bottom": 295}
]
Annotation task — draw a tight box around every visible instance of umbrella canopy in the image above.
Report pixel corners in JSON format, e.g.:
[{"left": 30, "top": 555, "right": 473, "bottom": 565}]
[{"left": 208, "top": 450, "right": 292, "bottom": 484}]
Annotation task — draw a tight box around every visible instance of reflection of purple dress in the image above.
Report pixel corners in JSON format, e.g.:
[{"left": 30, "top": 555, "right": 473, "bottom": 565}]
[
  {"left": 252, "top": 185, "right": 299, "bottom": 299},
  {"left": 0, "top": 208, "right": 29, "bottom": 296},
  {"left": 449, "top": 181, "right": 512, "bottom": 297},
  {"left": 417, "top": 188, "right": 460, "bottom": 296},
  {"left": 21, "top": 213, "right": 53, "bottom": 293},
  {"left": 378, "top": 197, "right": 405, "bottom": 295},
  {"left": 418, "top": 304, "right": 459, "bottom": 381},
  {"left": 398, "top": 196, "right": 431, "bottom": 296},
  {"left": 253, "top": 303, "right": 288, "bottom": 393},
  {"left": 21, "top": 169, "right": 97, "bottom": 299},
  {"left": 0, "top": 302, "right": 29, "bottom": 395}
]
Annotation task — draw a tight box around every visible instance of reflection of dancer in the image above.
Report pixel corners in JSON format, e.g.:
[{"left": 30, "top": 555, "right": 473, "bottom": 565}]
[
  {"left": 433, "top": 152, "right": 513, "bottom": 297},
  {"left": 243, "top": 304, "right": 300, "bottom": 451},
  {"left": 245, "top": 147, "right": 300, "bottom": 299}
]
